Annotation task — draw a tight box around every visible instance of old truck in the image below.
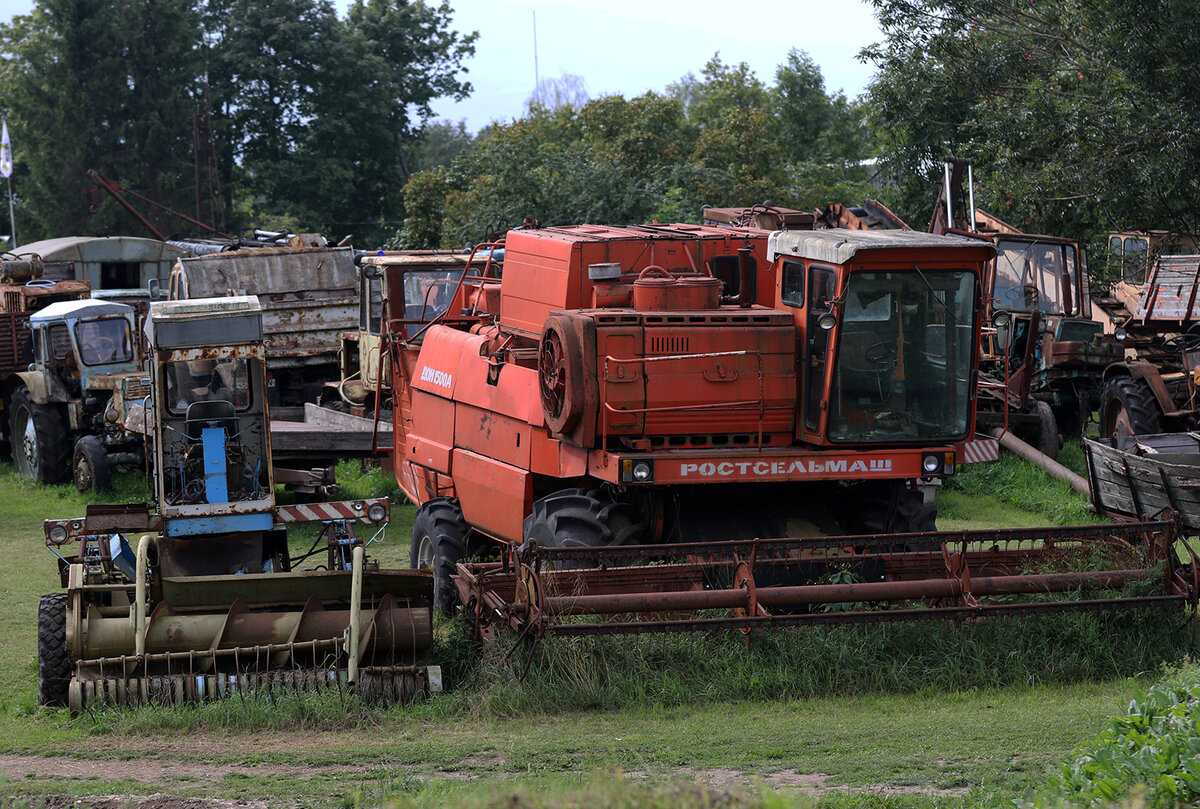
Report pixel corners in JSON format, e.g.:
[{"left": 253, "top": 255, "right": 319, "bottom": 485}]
[
  {"left": 366, "top": 221, "right": 1193, "bottom": 640},
  {"left": 37, "top": 295, "right": 438, "bottom": 711},
  {"left": 930, "top": 157, "right": 1120, "bottom": 454},
  {"left": 167, "top": 245, "right": 358, "bottom": 408}
]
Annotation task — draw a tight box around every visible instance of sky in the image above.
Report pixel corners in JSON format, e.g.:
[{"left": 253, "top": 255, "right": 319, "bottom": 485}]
[{"left": 0, "top": 0, "right": 885, "bottom": 133}]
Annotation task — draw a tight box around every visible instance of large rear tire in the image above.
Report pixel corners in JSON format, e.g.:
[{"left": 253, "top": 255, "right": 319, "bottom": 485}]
[
  {"left": 1033, "top": 399, "right": 1061, "bottom": 461},
  {"left": 522, "top": 488, "right": 645, "bottom": 552},
  {"left": 1101, "top": 376, "right": 1162, "bottom": 439},
  {"left": 10, "top": 385, "right": 70, "bottom": 484},
  {"left": 37, "top": 593, "right": 70, "bottom": 707},
  {"left": 73, "top": 435, "right": 112, "bottom": 493},
  {"left": 410, "top": 498, "right": 469, "bottom": 615}
]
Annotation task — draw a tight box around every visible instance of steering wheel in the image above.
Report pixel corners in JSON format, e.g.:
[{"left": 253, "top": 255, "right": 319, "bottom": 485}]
[
  {"left": 82, "top": 336, "right": 117, "bottom": 364},
  {"left": 864, "top": 340, "right": 898, "bottom": 366}
]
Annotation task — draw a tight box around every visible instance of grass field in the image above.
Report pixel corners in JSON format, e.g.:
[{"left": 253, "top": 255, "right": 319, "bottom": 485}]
[{"left": 0, "top": 443, "right": 1192, "bottom": 809}]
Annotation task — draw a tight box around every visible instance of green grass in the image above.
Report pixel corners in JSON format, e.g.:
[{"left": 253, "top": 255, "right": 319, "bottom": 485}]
[{"left": 0, "top": 451, "right": 1193, "bottom": 808}]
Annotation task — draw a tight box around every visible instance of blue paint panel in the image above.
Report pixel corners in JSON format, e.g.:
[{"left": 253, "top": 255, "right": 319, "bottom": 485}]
[
  {"left": 202, "top": 426, "right": 229, "bottom": 503},
  {"left": 165, "top": 513, "right": 273, "bottom": 537}
]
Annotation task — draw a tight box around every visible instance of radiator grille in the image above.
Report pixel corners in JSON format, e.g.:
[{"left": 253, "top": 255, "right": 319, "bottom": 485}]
[{"left": 649, "top": 335, "right": 689, "bottom": 354}]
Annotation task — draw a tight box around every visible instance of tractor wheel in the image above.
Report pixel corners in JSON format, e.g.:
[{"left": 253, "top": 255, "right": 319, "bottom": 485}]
[
  {"left": 73, "top": 435, "right": 113, "bottom": 493},
  {"left": 37, "top": 593, "right": 70, "bottom": 707},
  {"left": 1033, "top": 400, "right": 1061, "bottom": 461},
  {"left": 522, "top": 488, "right": 645, "bottom": 553},
  {"left": 9, "top": 385, "right": 70, "bottom": 484},
  {"left": 841, "top": 481, "right": 937, "bottom": 535},
  {"left": 1100, "top": 376, "right": 1162, "bottom": 439},
  {"left": 410, "top": 498, "right": 469, "bottom": 615}
]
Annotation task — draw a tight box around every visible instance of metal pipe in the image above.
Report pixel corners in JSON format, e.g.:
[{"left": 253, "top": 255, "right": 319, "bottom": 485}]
[
  {"left": 966, "top": 162, "right": 977, "bottom": 232},
  {"left": 991, "top": 428, "right": 1089, "bottom": 494},
  {"left": 944, "top": 162, "right": 954, "bottom": 230},
  {"left": 540, "top": 569, "right": 1148, "bottom": 616},
  {"left": 737, "top": 246, "right": 753, "bottom": 307},
  {"left": 348, "top": 545, "right": 364, "bottom": 684}
]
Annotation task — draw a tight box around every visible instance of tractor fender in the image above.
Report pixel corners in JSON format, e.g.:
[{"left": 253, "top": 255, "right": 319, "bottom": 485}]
[
  {"left": 14, "top": 370, "right": 71, "bottom": 406},
  {"left": 1102, "top": 360, "right": 1176, "bottom": 415}
]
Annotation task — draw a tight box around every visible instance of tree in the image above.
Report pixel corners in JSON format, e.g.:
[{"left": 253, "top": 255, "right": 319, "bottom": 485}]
[
  {"left": 0, "top": 0, "right": 202, "bottom": 241},
  {"left": 773, "top": 49, "right": 832, "bottom": 162},
  {"left": 863, "top": 0, "right": 1200, "bottom": 242}
]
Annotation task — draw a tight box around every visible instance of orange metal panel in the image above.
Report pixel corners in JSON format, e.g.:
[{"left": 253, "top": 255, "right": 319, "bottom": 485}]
[
  {"left": 452, "top": 447, "right": 531, "bottom": 542},
  {"left": 529, "top": 431, "right": 588, "bottom": 477},
  {"left": 408, "top": 389, "right": 453, "bottom": 473}
]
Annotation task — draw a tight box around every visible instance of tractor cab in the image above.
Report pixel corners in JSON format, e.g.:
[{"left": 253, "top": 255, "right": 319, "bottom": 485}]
[
  {"left": 27, "top": 299, "right": 140, "bottom": 394},
  {"left": 767, "top": 229, "right": 987, "bottom": 448},
  {"left": 145, "top": 296, "right": 274, "bottom": 564}
]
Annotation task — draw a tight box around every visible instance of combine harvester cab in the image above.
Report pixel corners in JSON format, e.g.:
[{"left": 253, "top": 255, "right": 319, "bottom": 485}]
[
  {"left": 379, "top": 223, "right": 1197, "bottom": 643},
  {"left": 37, "top": 296, "right": 437, "bottom": 712}
]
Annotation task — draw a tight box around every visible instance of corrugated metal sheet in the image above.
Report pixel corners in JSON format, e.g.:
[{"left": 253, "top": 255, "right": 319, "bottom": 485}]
[{"left": 1134, "top": 255, "right": 1200, "bottom": 322}]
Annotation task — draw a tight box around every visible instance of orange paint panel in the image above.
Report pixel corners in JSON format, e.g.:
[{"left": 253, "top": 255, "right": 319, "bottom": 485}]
[
  {"left": 452, "top": 448, "right": 531, "bottom": 543},
  {"left": 455, "top": 401, "right": 532, "bottom": 469},
  {"left": 411, "top": 325, "right": 488, "bottom": 397},
  {"left": 409, "top": 388, "right": 454, "bottom": 473},
  {"left": 452, "top": 352, "right": 544, "bottom": 425},
  {"left": 529, "top": 431, "right": 588, "bottom": 477}
]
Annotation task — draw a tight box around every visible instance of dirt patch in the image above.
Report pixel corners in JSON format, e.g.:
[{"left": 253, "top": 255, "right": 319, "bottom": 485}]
[
  {"left": 0, "top": 754, "right": 368, "bottom": 783},
  {"left": 38, "top": 795, "right": 272, "bottom": 809}
]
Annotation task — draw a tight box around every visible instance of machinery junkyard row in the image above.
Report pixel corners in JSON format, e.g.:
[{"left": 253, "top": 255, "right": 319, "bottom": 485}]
[{"left": 16, "top": 202, "right": 1200, "bottom": 711}]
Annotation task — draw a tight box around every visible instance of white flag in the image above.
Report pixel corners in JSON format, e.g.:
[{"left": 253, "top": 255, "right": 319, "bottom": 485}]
[{"left": 0, "top": 121, "right": 11, "bottom": 178}]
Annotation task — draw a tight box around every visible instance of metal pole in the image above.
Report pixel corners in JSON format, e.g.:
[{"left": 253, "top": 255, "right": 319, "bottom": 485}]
[
  {"left": 966, "top": 162, "right": 977, "bottom": 232},
  {"left": 7, "top": 174, "right": 15, "bottom": 248}
]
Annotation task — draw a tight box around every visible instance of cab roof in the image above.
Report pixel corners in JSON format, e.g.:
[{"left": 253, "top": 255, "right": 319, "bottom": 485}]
[
  {"left": 767, "top": 228, "right": 995, "bottom": 265},
  {"left": 29, "top": 298, "right": 135, "bottom": 323}
]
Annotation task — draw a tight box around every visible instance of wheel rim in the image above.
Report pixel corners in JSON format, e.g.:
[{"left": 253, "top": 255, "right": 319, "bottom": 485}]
[
  {"left": 16, "top": 405, "right": 38, "bottom": 476},
  {"left": 416, "top": 534, "right": 435, "bottom": 568},
  {"left": 74, "top": 452, "right": 93, "bottom": 492}
]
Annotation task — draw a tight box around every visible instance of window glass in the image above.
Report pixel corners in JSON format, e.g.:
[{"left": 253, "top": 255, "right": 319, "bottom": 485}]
[
  {"left": 781, "top": 260, "right": 804, "bottom": 306},
  {"left": 828, "top": 270, "right": 976, "bottom": 443},
  {"left": 993, "top": 239, "right": 1066, "bottom": 314},
  {"left": 74, "top": 317, "right": 134, "bottom": 365},
  {"left": 164, "top": 358, "right": 251, "bottom": 413}
]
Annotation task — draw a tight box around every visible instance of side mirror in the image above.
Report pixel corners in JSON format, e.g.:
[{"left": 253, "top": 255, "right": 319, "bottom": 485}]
[
  {"left": 992, "top": 310, "right": 1012, "bottom": 352},
  {"left": 147, "top": 277, "right": 161, "bottom": 299},
  {"left": 817, "top": 310, "right": 838, "bottom": 331}
]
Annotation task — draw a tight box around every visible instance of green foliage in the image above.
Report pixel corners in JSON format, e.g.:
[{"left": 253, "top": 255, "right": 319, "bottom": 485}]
[
  {"left": 1021, "top": 662, "right": 1200, "bottom": 808},
  {"left": 863, "top": 0, "right": 1200, "bottom": 249},
  {"left": 0, "top": 0, "right": 202, "bottom": 241}
]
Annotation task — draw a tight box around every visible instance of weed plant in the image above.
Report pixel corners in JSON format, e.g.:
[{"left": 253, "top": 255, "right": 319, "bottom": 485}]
[{"left": 1020, "top": 660, "right": 1200, "bottom": 808}]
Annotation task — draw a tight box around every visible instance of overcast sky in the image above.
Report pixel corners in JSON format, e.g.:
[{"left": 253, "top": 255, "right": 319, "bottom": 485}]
[{"left": 0, "top": 0, "right": 884, "bottom": 133}]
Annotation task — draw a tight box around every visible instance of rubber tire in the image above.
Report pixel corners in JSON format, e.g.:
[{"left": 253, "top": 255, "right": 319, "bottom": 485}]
[
  {"left": 37, "top": 593, "right": 70, "bottom": 707},
  {"left": 1101, "top": 376, "right": 1162, "bottom": 439},
  {"left": 73, "top": 435, "right": 113, "bottom": 493},
  {"left": 522, "top": 488, "right": 645, "bottom": 552},
  {"left": 1033, "top": 400, "right": 1061, "bottom": 461},
  {"left": 840, "top": 481, "right": 937, "bottom": 535},
  {"left": 9, "top": 385, "right": 70, "bottom": 484},
  {"left": 410, "top": 498, "right": 469, "bottom": 615}
]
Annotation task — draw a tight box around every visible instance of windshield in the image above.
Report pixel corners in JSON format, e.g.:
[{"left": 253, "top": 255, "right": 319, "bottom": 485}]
[
  {"left": 163, "top": 358, "right": 252, "bottom": 414},
  {"left": 829, "top": 270, "right": 976, "bottom": 443},
  {"left": 74, "top": 317, "right": 134, "bottom": 366},
  {"left": 400, "top": 268, "right": 476, "bottom": 321},
  {"left": 993, "top": 239, "right": 1077, "bottom": 315}
]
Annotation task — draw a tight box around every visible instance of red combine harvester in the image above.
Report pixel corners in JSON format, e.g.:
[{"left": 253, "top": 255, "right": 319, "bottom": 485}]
[{"left": 366, "top": 223, "right": 1196, "bottom": 642}]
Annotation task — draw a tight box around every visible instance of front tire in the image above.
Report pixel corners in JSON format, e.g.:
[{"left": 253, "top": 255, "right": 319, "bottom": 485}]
[
  {"left": 410, "top": 498, "right": 469, "bottom": 615},
  {"left": 37, "top": 593, "right": 70, "bottom": 707},
  {"left": 10, "top": 386, "right": 70, "bottom": 484},
  {"left": 73, "top": 435, "right": 112, "bottom": 493},
  {"left": 522, "top": 488, "right": 645, "bottom": 551}
]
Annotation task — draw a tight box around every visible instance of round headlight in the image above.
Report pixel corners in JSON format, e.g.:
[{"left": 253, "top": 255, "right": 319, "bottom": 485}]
[
  {"left": 991, "top": 310, "right": 1012, "bottom": 328},
  {"left": 48, "top": 524, "right": 69, "bottom": 545},
  {"left": 922, "top": 455, "right": 942, "bottom": 474},
  {"left": 367, "top": 502, "right": 388, "bottom": 523},
  {"left": 1115, "top": 326, "right": 1127, "bottom": 341},
  {"left": 105, "top": 407, "right": 120, "bottom": 423},
  {"left": 632, "top": 462, "right": 652, "bottom": 481},
  {"left": 817, "top": 311, "right": 838, "bottom": 331}
]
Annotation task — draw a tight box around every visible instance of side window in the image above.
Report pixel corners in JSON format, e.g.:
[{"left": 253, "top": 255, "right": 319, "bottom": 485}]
[
  {"left": 805, "top": 266, "right": 836, "bottom": 430},
  {"left": 781, "top": 260, "right": 805, "bottom": 307},
  {"left": 48, "top": 324, "right": 72, "bottom": 361}
]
